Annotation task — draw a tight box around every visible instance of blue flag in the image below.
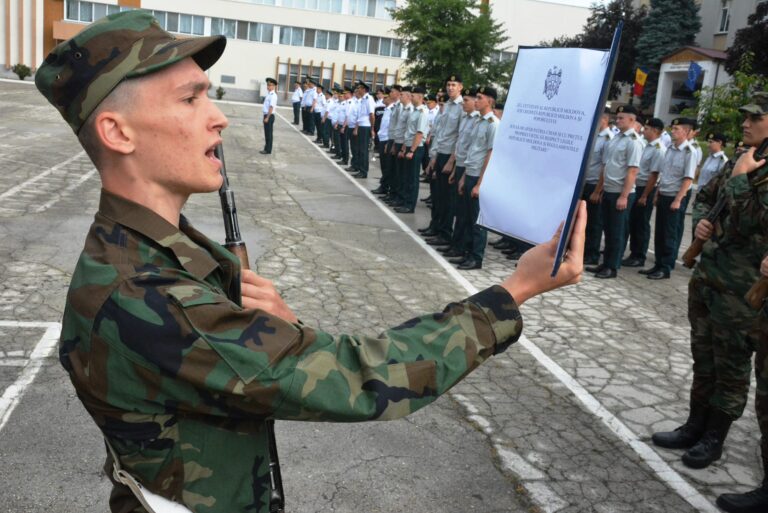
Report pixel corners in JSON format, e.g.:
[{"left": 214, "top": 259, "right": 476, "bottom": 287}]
[{"left": 685, "top": 61, "right": 703, "bottom": 91}]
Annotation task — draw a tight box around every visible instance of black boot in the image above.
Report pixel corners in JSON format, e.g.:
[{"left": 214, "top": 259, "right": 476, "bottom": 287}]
[
  {"left": 681, "top": 408, "right": 733, "bottom": 468},
  {"left": 717, "top": 479, "right": 768, "bottom": 513},
  {"left": 651, "top": 405, "right": 709, "bottom": 449}
]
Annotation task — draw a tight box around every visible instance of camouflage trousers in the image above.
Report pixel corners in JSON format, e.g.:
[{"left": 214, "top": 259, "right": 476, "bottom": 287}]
[
  {"left": 688, "top": 276, "right": 758, "bottom": 419},
  {"left": 754, "top": 307, "right": 768, "bottom": 474}
]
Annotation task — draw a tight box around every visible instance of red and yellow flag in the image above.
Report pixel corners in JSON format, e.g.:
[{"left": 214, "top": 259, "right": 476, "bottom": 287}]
[{"left": 633, "top": 68, "right": 648, "bottom": 97}]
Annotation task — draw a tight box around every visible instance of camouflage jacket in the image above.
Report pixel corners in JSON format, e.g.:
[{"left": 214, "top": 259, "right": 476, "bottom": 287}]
[
  {"left": 59, "top": 190, "right": 523, "bottom": 512},
  {"left": 692, "top": 159, "right": 768, "bottom": 295}
]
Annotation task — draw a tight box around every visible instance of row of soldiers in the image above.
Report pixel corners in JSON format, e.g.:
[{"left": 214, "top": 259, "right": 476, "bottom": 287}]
[
  {"left": 292, "top": 74, "right": 499, "bottom": 270},
  {"left": 292, "top": 76, "right": 377, "bottom": 178},
  {"left": 582, "top": 105, "right": 730, "bottom": 280},
  {"left": 366, "top": 75, "right": 499, "bottom": 270}
]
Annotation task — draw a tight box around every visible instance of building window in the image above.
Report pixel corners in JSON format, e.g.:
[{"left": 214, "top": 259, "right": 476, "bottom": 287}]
[
  {"left": 212, "top": 18, "right": 237, "bottom": 39},
  {"left": 66, "top": 1, "right": 130, "bottom": 22},
  {"left": 221, "top": 75, "right": 236, "bottom": 84},
  {"left": 347, "top": 33, "right": 402, "bottom": 57},
  {"left": 150, "top": 11, "right": 204, "bottom": 35},
  {"left": 280, "top": 26, "right": 305, "bottom": 46},
  {"left": 349, "top": 0, "right": 394, "bottom": 19},
  {"left": 718, "top": 5, "right": 730, "bottom": 33},
  {"left": 490, "top": 50, "right": 515, "bottom": 63},
  {"left": 249, "top": 22, "right": 274, "bottom": 42},
  {"left": 283, "top": 0, "right": 342, "bottom": 13}
]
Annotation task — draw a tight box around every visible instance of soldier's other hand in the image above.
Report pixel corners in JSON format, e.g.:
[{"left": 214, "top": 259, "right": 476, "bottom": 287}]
[
  {"left": 471, "top": 184, "right": 480, "bottom": 198},
  {"left": 670, "top": 199, "right": 681, "bottom": 211},
  {"left": 501, "top": 200, "right": 585, "bottom": 305},
  {"left": 442, "top": 163, "right": 453, "bottom": 174},
  {"left": 733, "top": 147, "right": 767, "bottom": 177},
  {"left": 448, "top": 172, "right": 455, "bottom": 184},
  {"left": 353, "top": 128, "right": 358, "bottom": 136},
  {"left": 589, "top": 190, "right": 601, "bottom": 204},
  {"left": 616, "top": 196, "right": 628, "bottom": 211},
  {"left": 695, "top": 219, "right": 714, "bottom": 240},
  {"left": 638, "top": 196, "right": 647, "bottom": 207},
  {"left": 241, "top": 270, "right": 298, "bottom": 324},
  {"left": 761, "top": 255, "right": 768, "bottom": 277},
  {"left": 458, "top": 177, "right": 465, "bottom": 195}
]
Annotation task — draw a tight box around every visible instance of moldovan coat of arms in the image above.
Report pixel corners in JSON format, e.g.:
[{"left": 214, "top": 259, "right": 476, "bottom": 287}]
[{"left": 543, "top": 66, "right": 562, "bottom": 100}]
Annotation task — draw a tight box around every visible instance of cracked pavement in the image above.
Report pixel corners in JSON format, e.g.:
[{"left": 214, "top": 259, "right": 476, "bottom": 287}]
[{"left": 0, "top": 80, "right": 761, "bottom": 512}]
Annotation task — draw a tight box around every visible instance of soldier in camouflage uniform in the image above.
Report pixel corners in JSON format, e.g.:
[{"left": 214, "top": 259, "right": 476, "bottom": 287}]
[
  {"left": 652, "top": 93, "right": 768, "bottom": 472},
  {"left": 36, "top": 11, "right": 587, "bottom": 513},
  {"left": 717, "top": 157, "right": 768, "bottom": 513}
]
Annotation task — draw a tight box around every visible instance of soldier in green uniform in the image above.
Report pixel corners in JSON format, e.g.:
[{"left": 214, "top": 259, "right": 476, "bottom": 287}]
[
  {"left": 719, "top": 264, "right": 768, "bottom": 512},
  {"left": 641, "top": 118, "right": 697, "bottom": 280},
  {"left": 586, "top": 105, "right": 643, "bottom": 279},
  {"left": 35, "top": 11, "right": 588, "bottom": 513},
  {"left": 652, "top": 94, "right": 768, "bottom": 471}
]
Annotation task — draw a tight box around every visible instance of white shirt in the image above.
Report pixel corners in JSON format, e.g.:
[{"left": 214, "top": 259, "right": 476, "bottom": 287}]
[
  {"left": 315, "top": 92, "right": 327, "bottom": 116},
  {"left": 698, "top": 151, "right": 728, "bottom": 189},
  {"left": 378, "top": 103, "right": 393, "bottom": 142},
  {"left": 302, "top": 87, "right": 317, "bottom": 108},
  {"left": 660, "top": 131, "right": 672, "bottom": 149},
  {"left": 346, "top": 98, "right": 360, "bottom": 128},
  {"left": 263, "top": 90, "right": 277, "bottom": 115},
  {"left": 336, "top": 99, "right": 348, "bottom": 125},
  {"left": 291, "top": 86, "right": 303, "bottom": 103},
  {"left": 357, "top": 93, "right": 376, "bottom": 127}
]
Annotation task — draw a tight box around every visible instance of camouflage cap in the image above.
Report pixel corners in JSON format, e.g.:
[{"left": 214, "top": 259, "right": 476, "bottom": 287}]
[
  {"left": 739, "top": 92, "right": 768, "bottom": 115},
  {"left": 35, "top": 10, "right": 226, "bottom": 134}
]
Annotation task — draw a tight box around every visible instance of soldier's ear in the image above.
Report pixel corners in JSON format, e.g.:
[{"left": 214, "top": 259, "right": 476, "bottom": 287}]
[{"left": 94, "top": 110, "right": 135, "bottom": 157}]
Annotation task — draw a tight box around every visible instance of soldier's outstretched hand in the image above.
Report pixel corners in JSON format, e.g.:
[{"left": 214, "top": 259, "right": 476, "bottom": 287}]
[
  {"left": 241, "top": 270, "right": 299, "bottom": 324},
  {"left": 501, "top": 200, "right": 586, "bottom": 305}
]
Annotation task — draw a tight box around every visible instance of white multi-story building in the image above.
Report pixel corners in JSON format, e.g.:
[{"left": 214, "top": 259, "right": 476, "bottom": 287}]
[{"left": 1, "top": 0, "right": 589, "bottom": 101}]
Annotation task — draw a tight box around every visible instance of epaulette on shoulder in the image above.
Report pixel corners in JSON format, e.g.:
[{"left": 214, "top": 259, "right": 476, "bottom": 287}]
[
  {"left": 653, "top": 141, "right": 661, "bottom": 148},
  {"left": 719, "top": 153, "right": 728, "bottom": 161},
  {"left": 488, "top": 117, "right": 495, "bottom": 123},
  {"left": 685, "top": 145, "right": 692, "bottom": 152},
  {"left": 630, "top": 132, "right": 638, "bottom": 140}
]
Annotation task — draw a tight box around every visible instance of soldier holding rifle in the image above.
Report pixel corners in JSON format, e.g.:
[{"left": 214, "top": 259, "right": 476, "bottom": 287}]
[
  {"left": 36, "top": 11, "right": 586, "bottom": 513},
  {"left": 652, "top": 92, "right": 768, "bottom": 474}
]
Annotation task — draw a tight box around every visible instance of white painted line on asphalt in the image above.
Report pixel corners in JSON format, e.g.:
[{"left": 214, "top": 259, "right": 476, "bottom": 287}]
[
  {"left": 33, "top": 167, "right": 98, "bottom": 213},
  {"left": 0, "top": 78, "right": 35, "bottom": 85},
  {"left": 274, "top": 110, "right": 719, "bottom": 513},
  {"left": 0, "top": 151, "right": 86, "bottom": 201},
  {"left": 0, "top": 321, "right": 61, "bottom": 433}
]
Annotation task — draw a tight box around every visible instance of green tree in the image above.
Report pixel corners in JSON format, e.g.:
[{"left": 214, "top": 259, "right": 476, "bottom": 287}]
[
  {"left": 635, "top": 0, "right": 701, "bottom": 108},
  {"left": 540, "top": 0, "right": 647, "bottom": 99},
  {"left": 682, "top": 52, "right": 766, "bottom": 146},
  {"left": 390, "top": 0, "right": 512, "bottom": 90},
  {"left": 724, "top": 1, "right": 768, "bottom": 77}
]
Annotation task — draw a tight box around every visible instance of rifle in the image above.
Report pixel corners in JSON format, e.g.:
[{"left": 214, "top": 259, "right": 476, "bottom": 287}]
[
  {"left": 743, "top": 139, "right": 768, "bottom": 310},
  {"left": 682, "top": 194, "right": 727, "bottom": 269},
  {"left": 746, "top": 277, "right": 768, "bottom": 310},
  {"left": 216, "top": 144, "right": 285, "bottom": 513}
]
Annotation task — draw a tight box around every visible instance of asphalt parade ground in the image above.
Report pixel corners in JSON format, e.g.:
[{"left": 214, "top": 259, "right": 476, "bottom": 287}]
[{"left": 0, "top": 79, "right": 761, "bottom": 512}]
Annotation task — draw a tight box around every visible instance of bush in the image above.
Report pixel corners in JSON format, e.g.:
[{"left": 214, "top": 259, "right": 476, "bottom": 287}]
[
  {"left": 12, "top": 63, "right": 31, "bottom": 81},
  {"left": 682, "top": 52, "right": 766, "bottom": 143},
  {"left": 215, "top": 86, "right": 225, "bottom": 100}
]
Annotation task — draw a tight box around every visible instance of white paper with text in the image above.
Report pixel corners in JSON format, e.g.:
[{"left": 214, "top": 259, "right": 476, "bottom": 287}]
[{"left": 477, "top": 47, "right": 609, "bottom": 245}]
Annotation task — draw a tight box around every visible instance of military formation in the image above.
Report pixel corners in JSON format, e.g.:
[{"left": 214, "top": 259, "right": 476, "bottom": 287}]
[
  {"left": 19, "top": 3, "right": 768, "bottom": 512},
  {"left": 33, "top": 10, "right": 588, "bottom": 513}
]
